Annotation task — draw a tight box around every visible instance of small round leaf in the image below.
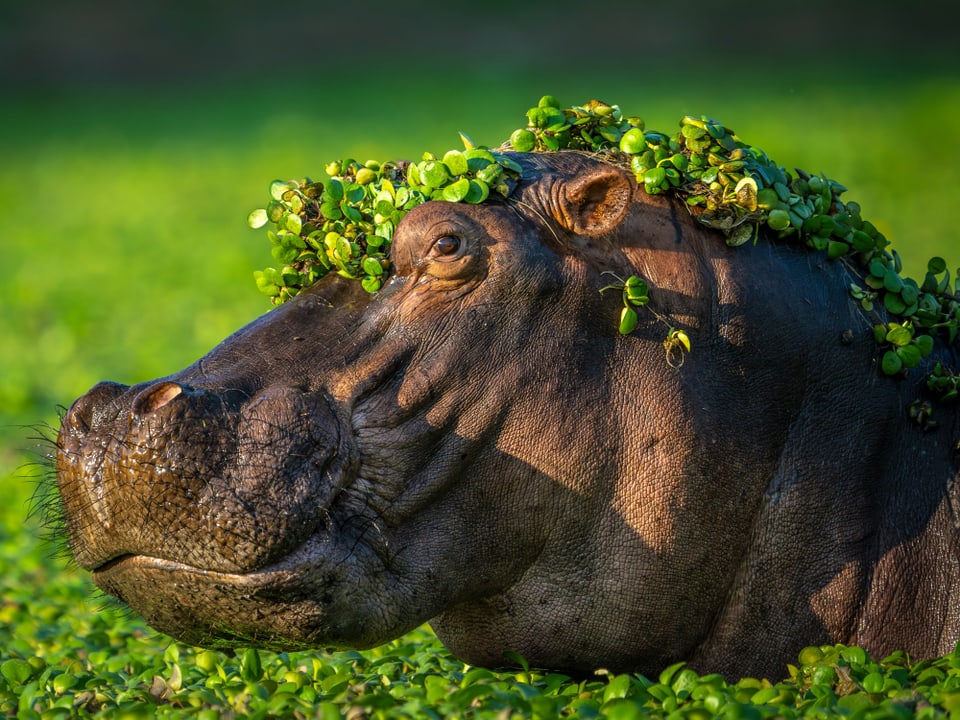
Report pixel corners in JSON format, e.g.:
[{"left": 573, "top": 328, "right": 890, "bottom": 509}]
[
  {"left": 885, "top": 325, "right": 913, "bottom": 347},
  {"left": 897, "top": 344, "right": 922, "bottom": 368},
  {"left": 247, "top": 208, "right": 268, "bottom": 229},
  {"left": 442, "top": 150, "right": 469, "bottom": 177},
  {"left": 510, "top": 129, "right": 536, "bottom": 152},
  {"left": 442, "top": 177, "right": 471, "bottom": 202},
  {"left": 619, "top": 128, "right": 646, "bottom": 155},
  {"left": 881, "top": 351, "right": 903, "bottom": 375}
]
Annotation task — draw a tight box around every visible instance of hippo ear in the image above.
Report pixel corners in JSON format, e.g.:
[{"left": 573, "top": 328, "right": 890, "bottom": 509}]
[{"left": 559, "top": 166, "right": 633, "bottom": 237}]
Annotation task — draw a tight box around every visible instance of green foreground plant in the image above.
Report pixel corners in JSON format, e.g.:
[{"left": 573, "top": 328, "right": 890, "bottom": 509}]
[
  {"left": 7, "top": 591, "right": 960, "bottom": 720},
  {"left": 249, "top": 95, "right": 959, "bottom": 397}
]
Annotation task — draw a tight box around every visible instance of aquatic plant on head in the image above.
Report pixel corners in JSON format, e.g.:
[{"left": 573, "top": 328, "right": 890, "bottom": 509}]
[{"left": 249, "top": 95, "right": 960, "bottom": 393}]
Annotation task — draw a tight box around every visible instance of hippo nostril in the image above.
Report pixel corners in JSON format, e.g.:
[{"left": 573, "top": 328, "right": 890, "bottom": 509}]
[
  {"left": 132, "top": 381, "right": 186, "bottom": 415},
  {"left": 66, "top": 380, "right": 129, "bottom": 434}
]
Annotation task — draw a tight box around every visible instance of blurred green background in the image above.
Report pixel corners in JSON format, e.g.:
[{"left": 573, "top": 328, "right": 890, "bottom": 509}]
[{"left": 2, "top": 0, "right": 959, "bottom": 657}]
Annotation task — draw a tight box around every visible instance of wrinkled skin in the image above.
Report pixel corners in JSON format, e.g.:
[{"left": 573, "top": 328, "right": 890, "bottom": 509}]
[{"left": 56, "top": 152, "right": 960, "bottom": 679}]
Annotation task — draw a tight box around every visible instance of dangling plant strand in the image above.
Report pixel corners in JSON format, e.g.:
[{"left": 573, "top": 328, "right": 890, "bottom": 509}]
[
  {"left": 599, "top": 272, "right": 691, "bottom": 365},
  {"left": 598, "top": 273, "right": 650, "bottom": 336}
]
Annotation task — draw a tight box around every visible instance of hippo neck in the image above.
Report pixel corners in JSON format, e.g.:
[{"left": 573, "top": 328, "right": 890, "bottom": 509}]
[
  {"left": 692, "top": 381, "right": 960, "bottom": 677},
  {"left": 610, "top": 204, "right": 960, "bottom": 676}
]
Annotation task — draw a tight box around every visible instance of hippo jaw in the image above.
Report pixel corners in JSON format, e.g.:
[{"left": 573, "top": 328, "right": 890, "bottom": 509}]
[{"left": 89, "top": 530, "right": 388, "bottom": 650}]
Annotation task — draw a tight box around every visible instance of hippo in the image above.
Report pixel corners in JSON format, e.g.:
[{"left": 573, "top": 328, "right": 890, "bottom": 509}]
[{"left": 55, "top": 150, "right": 960, "bottom": 680}]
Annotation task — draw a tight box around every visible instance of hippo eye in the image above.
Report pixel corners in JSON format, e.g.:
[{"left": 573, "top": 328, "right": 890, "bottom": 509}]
[{"left": 433, "top": 235, "right": 461, "bottom": 256}]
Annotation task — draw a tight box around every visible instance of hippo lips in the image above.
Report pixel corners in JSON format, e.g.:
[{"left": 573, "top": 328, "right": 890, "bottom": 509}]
[
  {"left": 92, "top": 545, "right": 314, "bottom": 587},
  {"left": 90, "top": 532, "right": 358, "bottom": 650},
  {"left": 89, "top": 506, "right": 360, "bottom": 591}
]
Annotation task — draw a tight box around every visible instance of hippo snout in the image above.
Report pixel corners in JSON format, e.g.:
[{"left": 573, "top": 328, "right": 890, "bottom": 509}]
[{"left": 57, "top": 379, "right": 347, "bottom": 577}]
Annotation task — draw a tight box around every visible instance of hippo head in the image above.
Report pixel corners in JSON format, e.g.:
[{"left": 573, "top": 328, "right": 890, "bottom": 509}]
[{"left": 55, "top": 151, "right": 960, "bottom": 677}]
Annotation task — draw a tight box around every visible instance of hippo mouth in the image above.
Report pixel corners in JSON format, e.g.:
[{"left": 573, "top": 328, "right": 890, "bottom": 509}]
[
  {"left": 88, "top": 528, "right": 383, "bottom": 650},
  {"left": 91, "top": 526, "right": 332, "bottom": 584},
  {"left": 93, "top": 553, "right": 290, "bottom": 581}
]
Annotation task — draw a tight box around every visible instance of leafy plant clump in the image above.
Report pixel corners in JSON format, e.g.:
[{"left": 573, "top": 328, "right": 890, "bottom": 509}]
[
  {"left": 8, "top": 598, "right": 960, "bottom": 720},
  {"left": 247, "top": 147, "right": 521, "bottom": 303},
  {"left": 249, "top": 95, "right": 959, "bottom": 386}
]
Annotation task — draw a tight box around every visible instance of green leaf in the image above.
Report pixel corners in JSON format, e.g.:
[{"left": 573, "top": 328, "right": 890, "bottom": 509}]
[
  {"left": 885, "top": 325, "right": 913, "bottom": 347},
  {"left": 883, "top": 269, "right": 904, "bottom": 293},
  {"left": 915, "top": 334, "right": 934, "bottom": 356},
  {"left": 493, "top": 153, "right": 523, "bottom": 174},
  {"left": 271, "top": 244, "right": 298, "bottom": 264},
  {"left": 928, "top": 256, "right": 947, "bottom": 274},
  {"left": 1, "top": 659, "right": 33, "bottom": 684},
  {"left": 267, "top": 200, "right": 286, "bottom": 223},
  {"left": 355, "top": 167, "right": 377, "bottom": 185},
  {"left": 270, "top": 180, "right": 292, "bottom": 200},
  {"left": 850, "top": 230, "right": 874, "bottom": 253},
  {"left": 883, "top": 292, "right": 907, "bottom": 315},
  {"left": 619, "top": 306, "right": 638, "bottom": 335},
  {"left": 324, "top": 177, "right": 344, "bottom": 201},
  {"left": 603, "top": 674, "right": 633, "bottom": 702},
  {"left": 659, "top": 661, "right": 687, "bottom": 686},
  {"left": 643, "top": 166, "right": 666, "bottom": 191},
  {"left": 442, "top": 150, "right": 469, "bottom": 177},
  {"left": 336, "top": 237, "right": 353, "bottom": 261},
  {"left": 476, "top": 163, "right": 502, "bottom": 185},
  {"left": 362, "top": 257, "right": 384, "bottom": 276},
  {"left": 767, "top": 209, "right": 790, "bottom": 231},
  {"left": 345, "top": 184, "right": 365, "bottom": 204},
  {"left": 897, "top": 344, "right": 922, "bottom": 368},
  {"left": 900, "top": 283, "right": 919, "bottom": 305},
  {"left": 881, "top": 351, "right": 903, "bottom": 375},
  {"left": 419, "top": 160, "right": 450, "bottom": 189},
  {"left": 442, "top": 177, "right": 471, "bottom": 202},
  {"left": 240, "top": 648, "right": 262, "bottom": 683},
  {"left": 626, "top": 288, "right": 649, "bottom": 306},
  {"left": 247, "top": 208, "right": 268, "bottom": 229},
  {"left": 869, "top": 258, "right": 888, "bottom": 279},
  {"left": 510, "top": 128, "right": 536, "bottom": 152},
  {"left": 464, "top": 179, "right": 490, "bottom": 204},
  {"left": 756, "top": 187, "right": 779, "bottom": 210},
  {"left": 619, "top": 128, "right": 646, "bottom": 155},
  {"left": 827, "top": 240, "right": 849, "bottom": 259},
  {"left": 320, "top": 200, "right": 342, "bottom": 221},
  {"left": 361, "top": 276, "right": 382, "bottom": 293}
]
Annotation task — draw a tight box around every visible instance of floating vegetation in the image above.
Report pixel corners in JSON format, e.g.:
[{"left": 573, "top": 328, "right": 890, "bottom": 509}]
[{"left": 249, "top": 96, "right": 959, "bottom": 391}]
